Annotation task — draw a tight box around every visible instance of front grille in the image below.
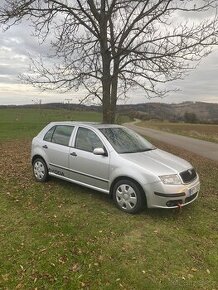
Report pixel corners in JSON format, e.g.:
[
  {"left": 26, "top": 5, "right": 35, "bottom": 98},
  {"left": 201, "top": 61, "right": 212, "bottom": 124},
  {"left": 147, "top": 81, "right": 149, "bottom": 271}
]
[
  {"left": 185, "top": 192, "right": 198, "bottom": 203},
  {"left": 180, "top": 168, "right": 197, "bottom": 183}
]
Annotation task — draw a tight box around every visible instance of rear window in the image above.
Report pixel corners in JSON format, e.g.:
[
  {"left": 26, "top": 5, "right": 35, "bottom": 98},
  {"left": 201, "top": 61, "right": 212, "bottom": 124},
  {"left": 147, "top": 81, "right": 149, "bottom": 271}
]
[
  {"left": 43, "top": 125, "right": 74, "bottom": 146},
  {"left": 44, "top": 126, "right": 56, "bottom": 142}
]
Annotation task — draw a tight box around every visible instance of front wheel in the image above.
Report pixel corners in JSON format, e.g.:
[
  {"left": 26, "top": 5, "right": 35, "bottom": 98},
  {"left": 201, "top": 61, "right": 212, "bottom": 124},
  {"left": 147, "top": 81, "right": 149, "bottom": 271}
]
[
  {"left": 112, "top": 179, "right": 145, "bottom": 214},
  {"left": 33, "top": 158, "right": 49, "bottom": 182}
]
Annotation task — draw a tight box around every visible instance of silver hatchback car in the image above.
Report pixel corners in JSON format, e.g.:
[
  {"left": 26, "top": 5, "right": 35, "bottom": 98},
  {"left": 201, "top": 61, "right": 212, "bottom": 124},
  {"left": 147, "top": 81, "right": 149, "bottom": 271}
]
[{"left": 31, "top": 122, "right": 200, "bottom": 213}]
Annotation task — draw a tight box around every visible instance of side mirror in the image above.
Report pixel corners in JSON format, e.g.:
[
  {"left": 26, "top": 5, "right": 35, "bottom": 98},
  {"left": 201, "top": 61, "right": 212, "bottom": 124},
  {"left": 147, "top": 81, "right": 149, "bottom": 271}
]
[{"left": 93, "top": 148, "right": 107, "bottom": 156}]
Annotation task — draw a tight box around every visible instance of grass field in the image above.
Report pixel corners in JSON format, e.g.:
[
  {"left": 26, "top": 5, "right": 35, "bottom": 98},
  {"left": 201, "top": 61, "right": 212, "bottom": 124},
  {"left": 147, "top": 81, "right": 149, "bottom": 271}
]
[
  {"left": 0, "top": 108, "right": 104, "bottom": 140},
  {"left": 0, "top": 108, "right": 217, "bottom": 289},
  {"left": 0, "top": 107, "right": 131, "bottom": 141},
  {"left": 138, "top": 121, "right": 218, "bottom": 143}
]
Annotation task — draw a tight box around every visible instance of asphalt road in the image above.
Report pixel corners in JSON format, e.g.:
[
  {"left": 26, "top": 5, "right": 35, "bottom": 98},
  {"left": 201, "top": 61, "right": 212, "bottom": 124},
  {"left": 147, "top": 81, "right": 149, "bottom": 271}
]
[{"left": 125, "top": 123, "right": 218, "bottom": 162}]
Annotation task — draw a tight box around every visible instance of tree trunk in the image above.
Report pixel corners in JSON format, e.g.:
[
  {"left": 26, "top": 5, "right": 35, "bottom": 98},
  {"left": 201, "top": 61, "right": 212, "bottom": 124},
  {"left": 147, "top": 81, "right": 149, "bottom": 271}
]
[
  {"left": 100, "top": 9, "right": 113, "bottom": 124},
  {"left": 102, "top": 81, "right": 111, "bottom": 123},
  {"left": 110, "top": 60, "right": 119, "bottom": 124},
  {"left": 102, "top": 56, "right": 119, "bottom": 124},
  {"left": 102, "top": 76, "right": 118, "bottom": 124},
  {"left": 101, "top": 50, "right": 112, "bottom": 123}
]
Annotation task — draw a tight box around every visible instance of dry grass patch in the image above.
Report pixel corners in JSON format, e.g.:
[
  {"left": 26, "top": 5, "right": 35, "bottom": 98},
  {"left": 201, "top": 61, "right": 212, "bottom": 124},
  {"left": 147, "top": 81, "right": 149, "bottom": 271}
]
[{"left": 138, "top": 121, "right": 218, "bottom": 143}]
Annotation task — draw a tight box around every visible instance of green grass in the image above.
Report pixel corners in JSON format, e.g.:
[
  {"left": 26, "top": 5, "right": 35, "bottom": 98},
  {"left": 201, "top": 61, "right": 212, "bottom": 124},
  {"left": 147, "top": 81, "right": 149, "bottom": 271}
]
[
  {"left": 0, "top": 108, "right": 132, "bottom": 141},
  {"left": 0, "top": 108, "right": 103, "bottom": 140},
  {"left": 0, "top": 109, "right": 217, "bottom": 289},
  {"left": 138, "top": 120, "right": 218, "bottom": 143}
]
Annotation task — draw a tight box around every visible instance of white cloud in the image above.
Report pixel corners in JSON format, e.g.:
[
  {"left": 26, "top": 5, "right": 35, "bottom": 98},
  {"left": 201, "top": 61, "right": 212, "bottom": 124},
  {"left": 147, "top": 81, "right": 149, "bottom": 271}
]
[{"left": 0, "top": 7, "right": 218, "bottom": 106}]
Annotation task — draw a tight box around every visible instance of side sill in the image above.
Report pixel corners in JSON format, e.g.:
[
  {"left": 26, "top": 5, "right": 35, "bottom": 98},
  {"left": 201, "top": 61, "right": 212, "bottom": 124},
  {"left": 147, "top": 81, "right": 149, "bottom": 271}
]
[{"left": 49, "top": 172, "right": 110, "bottom": 194}]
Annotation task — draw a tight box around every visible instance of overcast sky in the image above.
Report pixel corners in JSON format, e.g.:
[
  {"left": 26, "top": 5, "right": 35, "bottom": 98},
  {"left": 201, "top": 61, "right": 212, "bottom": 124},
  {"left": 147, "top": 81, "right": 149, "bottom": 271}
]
[{"left": 1, "top": 9, "right": 218, "bottom": 106}]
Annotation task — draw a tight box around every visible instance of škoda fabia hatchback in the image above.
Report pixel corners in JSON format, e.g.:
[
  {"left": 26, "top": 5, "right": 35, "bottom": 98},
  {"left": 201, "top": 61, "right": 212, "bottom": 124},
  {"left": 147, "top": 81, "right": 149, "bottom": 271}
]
[{"left": 31, "top": 122, "right": 200, "bottom": 213}]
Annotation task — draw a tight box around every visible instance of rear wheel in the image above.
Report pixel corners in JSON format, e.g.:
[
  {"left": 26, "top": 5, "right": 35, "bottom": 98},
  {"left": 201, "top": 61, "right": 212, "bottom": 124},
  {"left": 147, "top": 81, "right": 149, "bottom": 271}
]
[
  {"left": 113, "top": 179, "right": 145, "bottom": 214},
  {"left": 33, "top": 158, "right": 49, "bottom": 182}
]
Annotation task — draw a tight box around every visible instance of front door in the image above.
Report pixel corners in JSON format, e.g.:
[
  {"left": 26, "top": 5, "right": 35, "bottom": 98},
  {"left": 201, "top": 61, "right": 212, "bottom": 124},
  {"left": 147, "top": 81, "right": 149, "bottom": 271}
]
[{"left": 69, "top": 127, "right": 110, "bottom": 192}]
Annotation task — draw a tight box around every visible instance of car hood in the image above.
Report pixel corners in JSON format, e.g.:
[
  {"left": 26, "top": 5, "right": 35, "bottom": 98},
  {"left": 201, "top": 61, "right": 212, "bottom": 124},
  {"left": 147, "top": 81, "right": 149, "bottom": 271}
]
[{"left": 121, "top": 149, "right": 191, "bottom": 175}]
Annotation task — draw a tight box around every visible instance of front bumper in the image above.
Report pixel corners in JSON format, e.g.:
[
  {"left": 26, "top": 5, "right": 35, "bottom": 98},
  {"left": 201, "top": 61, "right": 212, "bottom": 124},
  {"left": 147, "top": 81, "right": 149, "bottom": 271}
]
[{"left": 144, "top": 176, "right": 200, "bottom": 209}]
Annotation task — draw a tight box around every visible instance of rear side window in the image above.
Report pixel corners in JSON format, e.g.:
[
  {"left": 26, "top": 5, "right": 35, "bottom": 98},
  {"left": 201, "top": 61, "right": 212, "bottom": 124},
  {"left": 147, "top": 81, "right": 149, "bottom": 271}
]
[
  {"left": 44, "top": 126, "right": 56, "bottom": 142},
  {"left": 43, "top": 125, "right": 74, "bottom": 146}
]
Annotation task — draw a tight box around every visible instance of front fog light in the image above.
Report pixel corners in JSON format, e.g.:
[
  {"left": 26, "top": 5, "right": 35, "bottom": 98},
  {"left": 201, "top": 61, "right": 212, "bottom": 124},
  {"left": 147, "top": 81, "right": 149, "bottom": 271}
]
[{"left": 159, "top": 174, "right": 181, "bottom": 185}]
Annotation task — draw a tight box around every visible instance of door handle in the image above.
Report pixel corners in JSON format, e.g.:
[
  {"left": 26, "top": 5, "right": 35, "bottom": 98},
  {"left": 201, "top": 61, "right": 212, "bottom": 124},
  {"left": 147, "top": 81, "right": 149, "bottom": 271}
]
[
  {"left": 70, "top": 152, "right": 77, "bottom": 157},
  {"left": 43, "top": 145, "right": 48, "bottom": 149}
]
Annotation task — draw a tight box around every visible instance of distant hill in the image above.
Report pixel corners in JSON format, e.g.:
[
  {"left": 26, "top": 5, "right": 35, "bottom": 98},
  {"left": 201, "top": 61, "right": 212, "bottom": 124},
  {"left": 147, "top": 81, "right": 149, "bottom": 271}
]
[
  {"left": 117, "top": 102, "right": 218, "bottom": 123},
  {"left": 1, "top": 101, "right": 218, "bottom": 123}
]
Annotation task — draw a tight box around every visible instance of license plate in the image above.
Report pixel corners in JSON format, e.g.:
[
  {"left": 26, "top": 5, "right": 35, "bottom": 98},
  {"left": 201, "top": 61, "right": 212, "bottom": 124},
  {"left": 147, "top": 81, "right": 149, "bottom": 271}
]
[{"left": 189, "top": 184, "right": 200, "bottom": 196}]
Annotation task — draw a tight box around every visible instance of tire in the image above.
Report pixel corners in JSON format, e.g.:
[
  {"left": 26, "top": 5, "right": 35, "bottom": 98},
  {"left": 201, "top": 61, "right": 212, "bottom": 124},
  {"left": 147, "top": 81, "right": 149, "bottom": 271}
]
[
  {"left": 112, "top": 179, "right": 145, "bottom": 214},
  {"left": 33, "top": 158, "right": 49, "bottom": 182}
]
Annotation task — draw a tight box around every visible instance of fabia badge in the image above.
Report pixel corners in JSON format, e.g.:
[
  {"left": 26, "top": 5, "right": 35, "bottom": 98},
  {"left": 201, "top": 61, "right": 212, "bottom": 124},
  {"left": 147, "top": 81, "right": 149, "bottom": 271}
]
[{"left": 49, "top": 168, "right": 64, "bottom": 176}]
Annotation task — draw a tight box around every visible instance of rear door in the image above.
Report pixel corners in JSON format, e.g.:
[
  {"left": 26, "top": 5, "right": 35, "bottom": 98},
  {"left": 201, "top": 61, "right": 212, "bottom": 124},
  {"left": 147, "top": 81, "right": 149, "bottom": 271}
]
[{"left": 42, "top": 125, "right": 75, "bottom": 178}]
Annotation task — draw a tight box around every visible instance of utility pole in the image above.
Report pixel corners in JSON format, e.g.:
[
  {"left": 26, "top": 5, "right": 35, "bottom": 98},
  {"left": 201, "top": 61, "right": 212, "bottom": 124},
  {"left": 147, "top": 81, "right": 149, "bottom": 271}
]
[
  {"left": 32, "top": 98, "right": 42, "bottom": 110},
  {"left": 65, "top": 98, "right": 72, "bottom": 110}
]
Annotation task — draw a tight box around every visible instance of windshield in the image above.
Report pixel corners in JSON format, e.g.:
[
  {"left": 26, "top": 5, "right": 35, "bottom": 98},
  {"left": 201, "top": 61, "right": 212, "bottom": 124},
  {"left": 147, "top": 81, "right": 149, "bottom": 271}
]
[{"left": 99, "top": 127, "right": 155, "bottom": 154}]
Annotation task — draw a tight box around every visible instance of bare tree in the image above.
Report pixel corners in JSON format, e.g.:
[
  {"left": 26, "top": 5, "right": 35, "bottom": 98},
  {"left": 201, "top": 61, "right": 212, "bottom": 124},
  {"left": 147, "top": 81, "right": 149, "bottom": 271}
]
[{"left": 1, "top": 0, "right": 218, "bottom": 123}]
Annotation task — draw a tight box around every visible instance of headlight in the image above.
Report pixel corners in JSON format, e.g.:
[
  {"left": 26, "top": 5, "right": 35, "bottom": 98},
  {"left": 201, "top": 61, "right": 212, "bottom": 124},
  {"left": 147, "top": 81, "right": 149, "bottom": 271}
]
[{"left": 159, "top": 174, "right": 181, "bottom": 185}]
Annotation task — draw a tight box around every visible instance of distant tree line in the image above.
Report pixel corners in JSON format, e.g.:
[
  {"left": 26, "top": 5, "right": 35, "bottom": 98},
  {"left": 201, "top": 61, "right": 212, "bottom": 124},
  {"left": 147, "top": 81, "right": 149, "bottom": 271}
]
[
  {"left": 128, "top": 110, "right": 218, "bottom": 124},
  {"left": 1, "top": 103, "right": 218, "bottom": 124}
]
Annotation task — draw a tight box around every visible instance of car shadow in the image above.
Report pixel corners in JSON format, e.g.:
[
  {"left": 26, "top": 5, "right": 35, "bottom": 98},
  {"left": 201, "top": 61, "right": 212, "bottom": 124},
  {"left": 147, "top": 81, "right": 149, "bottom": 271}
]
[{"left": 49, "top": 176, "right": 195, "bottom": 219}]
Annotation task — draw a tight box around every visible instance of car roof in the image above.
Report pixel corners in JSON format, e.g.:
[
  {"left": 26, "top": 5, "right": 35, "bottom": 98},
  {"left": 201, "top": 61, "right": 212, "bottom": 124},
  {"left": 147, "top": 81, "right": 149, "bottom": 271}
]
[{"left": 47, "top": 121, "right": 123, "bottom": 129}]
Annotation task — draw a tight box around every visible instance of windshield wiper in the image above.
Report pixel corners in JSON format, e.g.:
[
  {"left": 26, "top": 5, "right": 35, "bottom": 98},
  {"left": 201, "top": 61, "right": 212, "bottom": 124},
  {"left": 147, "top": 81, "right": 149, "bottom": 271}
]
[
  {"left": 120, "top": 147, "right": 156, "bottom": 154},
  {"left": 143, "top": 147, "right": 156, "bottom": 152},
  {"left": 135, "top": 148, "right": 156, "bottom": 153}
]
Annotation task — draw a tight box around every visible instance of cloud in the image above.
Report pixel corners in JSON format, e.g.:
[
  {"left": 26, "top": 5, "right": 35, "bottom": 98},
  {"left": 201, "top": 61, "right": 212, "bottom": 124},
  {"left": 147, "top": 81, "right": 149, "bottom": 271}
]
[
  {"left": 0, "top": 4, "right": 218, "bottom": 106},
  {"left": 164, "top": 48, "right": 218, "bottom": 102}
]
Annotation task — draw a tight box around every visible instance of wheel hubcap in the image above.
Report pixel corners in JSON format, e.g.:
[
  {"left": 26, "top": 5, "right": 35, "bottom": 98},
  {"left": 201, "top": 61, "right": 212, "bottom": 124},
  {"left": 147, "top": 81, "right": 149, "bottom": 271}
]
[
  {"left": 34, "top": 161, "right": 45, "bottom": 180},
  {"left": 116, "top": 184, "right": 137, "bottom": 211}
]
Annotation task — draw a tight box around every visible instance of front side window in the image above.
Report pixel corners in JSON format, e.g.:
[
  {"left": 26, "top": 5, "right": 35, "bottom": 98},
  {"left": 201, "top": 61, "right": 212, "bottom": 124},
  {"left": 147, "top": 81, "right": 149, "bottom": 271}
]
[
  {"left": 100, "top": 127, "right": 155, "bottom": 154},
  {"left": 44, "top": 125, "right": 74, "bottom": 146},
  {"left": 75, "top": 127, "right": 104, "bottom": 152}
]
